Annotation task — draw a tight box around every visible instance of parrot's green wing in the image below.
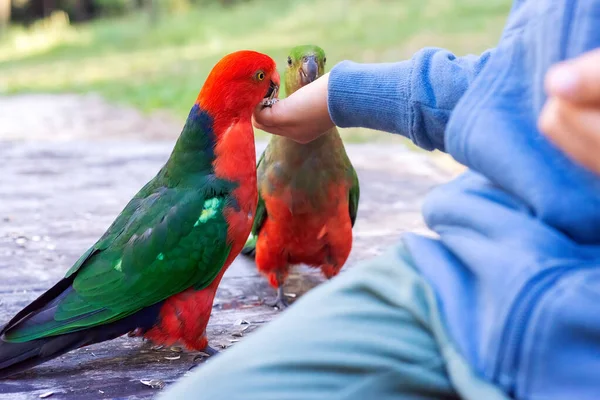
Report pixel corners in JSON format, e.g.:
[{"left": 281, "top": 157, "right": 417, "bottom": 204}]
[
  {"left": 4, "top": 177, "right": 235, "bottom": 342},
  {"left": 348, "top": 167, "right": 360, "bottom": 227},
  {"left": 63, "top": 184, "right": 156, "bottom": 279}
]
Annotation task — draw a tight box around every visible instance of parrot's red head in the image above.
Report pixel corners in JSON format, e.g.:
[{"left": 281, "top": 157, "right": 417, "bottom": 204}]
[{"left": 197, "top": 50, "right": 280, "bottom": 121}]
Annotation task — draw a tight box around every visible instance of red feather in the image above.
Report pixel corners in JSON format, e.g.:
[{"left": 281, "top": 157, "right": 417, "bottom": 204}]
[
  {"left": 255, "top": 182, "right": 354, "bottom": 287},
  {"left": 197, "top": 50, "right": 280, "bottom": 136}
]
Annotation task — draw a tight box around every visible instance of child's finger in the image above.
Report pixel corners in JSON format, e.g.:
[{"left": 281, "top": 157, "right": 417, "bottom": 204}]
[
  {"left": 252, "top": 72, "right": 333, "bottom": 144},
  {"left": 545, "top": 48, "right": 600, "bottom": 106},
  {"left": 252, "top": 100, "right": 288, "bottom": 133},
  {"left": 252, "top": 101, "right": 279, "bottom": 128}
]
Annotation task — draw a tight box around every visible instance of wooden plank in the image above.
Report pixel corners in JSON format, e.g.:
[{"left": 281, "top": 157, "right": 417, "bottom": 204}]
[{"left": 0, "top": 135, "right": 451, "bottom": 399}]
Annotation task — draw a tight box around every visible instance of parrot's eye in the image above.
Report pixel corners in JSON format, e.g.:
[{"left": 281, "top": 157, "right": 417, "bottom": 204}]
[
  {"left": 287, "top": 56, "right": 292, "bottom": 66},
  {"left": 323, "top": 57, "right": 327, "bottom": 64},
  {"left": 256, "top": 71, "right": 265, "bottom": 81}
]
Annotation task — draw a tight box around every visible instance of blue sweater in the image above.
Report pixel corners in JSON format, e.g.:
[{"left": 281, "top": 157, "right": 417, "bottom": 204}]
[{"left": 328, "top": 1, "right": 600, "bottom": 399}]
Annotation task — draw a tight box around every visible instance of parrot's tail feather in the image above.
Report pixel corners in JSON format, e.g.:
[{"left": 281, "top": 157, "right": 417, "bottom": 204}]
[
  {"left": 240, "top": 236, "right": 257, "bottom": 259},
  {"left": 0, "top": 332, "right": 88, "bottom": 378},
  {"left": 1, "top": 278, "right": 75, "bottom": 337},
  {"left": 0, "top": 302, "right": 163, "bottom": 378}
]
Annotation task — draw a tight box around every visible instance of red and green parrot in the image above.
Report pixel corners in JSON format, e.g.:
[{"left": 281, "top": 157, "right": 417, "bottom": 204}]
[
  {"left": 241, "top": 45, "right": 360, "bottom": 309},
  {"left": 0, "top": 50, "right": 280, "bottom": 378}
]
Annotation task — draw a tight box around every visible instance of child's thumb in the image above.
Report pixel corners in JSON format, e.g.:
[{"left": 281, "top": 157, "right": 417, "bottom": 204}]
[{"left": 545, "top": 48, "right": 600, "bottom": 105}]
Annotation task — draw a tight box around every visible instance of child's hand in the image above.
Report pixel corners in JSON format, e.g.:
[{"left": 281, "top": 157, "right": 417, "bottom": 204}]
[
  {"left": 253, "top": 72, "right": 335, "bottom": 144},
  {"left": 539, "top": 48, "right": 600, "bottom": 175}
]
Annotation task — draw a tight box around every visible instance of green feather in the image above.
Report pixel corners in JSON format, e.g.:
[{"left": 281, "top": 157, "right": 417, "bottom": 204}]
[
  {"left": 349, "top": 168, "right": 360, "bottom": 227},
  {"left": 3, "top": 107, "right": 238, "bottom": 343}
]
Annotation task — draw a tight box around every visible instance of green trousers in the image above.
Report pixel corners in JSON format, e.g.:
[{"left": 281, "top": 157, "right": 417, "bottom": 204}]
[{"left": 158, "top": 244, "right": 509, "bottom": 400}]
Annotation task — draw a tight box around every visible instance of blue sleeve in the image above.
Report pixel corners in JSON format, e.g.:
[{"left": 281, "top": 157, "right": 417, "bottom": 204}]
[{"left": 327, "top": 47, "right": 494, "bottom": 152}]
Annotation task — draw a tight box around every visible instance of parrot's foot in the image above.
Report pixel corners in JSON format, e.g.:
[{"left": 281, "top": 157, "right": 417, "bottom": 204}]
[
  {"left": 127, "top": 328, "right": 147, "bottom": 338},
  {"left": 265, "top": 287, "right": 289, "bottom": 310},
  {"left": 191, "top": 345, "right": 219, "bottom": 362},
  {"left": 188, "top": 345, "right": 220, "bottom": 371},
  {"left": 261, "top": 98, "right": 279, "bottom": 108},
  {"left": 202, "top": 345, "right": 220, "bottom": 357}
]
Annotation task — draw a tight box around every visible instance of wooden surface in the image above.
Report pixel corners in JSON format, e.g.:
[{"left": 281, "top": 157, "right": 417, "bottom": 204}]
[{"left": 0, "top": 95, "right": 454, "bottom": 399}]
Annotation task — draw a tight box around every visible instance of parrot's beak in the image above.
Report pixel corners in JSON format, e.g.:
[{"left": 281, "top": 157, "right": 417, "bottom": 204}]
[
  {"left": 264, "top": 80, "right": 279, "bottom": 100},
  {"left": 261, "top": 79, "right": 279, "bottom": 108},
  {"left": 299, "top": 55, "right": 319, "bottom": 85}
]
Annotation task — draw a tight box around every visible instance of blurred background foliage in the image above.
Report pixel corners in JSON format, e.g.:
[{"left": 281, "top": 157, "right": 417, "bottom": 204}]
[{"left": 0, "top": 0, "right": 512, "bottom": 140}]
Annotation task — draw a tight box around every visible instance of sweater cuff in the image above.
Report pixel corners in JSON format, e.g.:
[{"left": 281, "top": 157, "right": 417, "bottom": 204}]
[{"left": 327, "top": 60, "right": 413, "bottom": 137}]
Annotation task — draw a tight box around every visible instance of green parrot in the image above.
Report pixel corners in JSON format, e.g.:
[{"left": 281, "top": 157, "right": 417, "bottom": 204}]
[
  {"left": 241, "top": 45, "right": 360, "bottom": 309},
  {"left": 0, "top": 50, "right": 281, "bottom": 377}
]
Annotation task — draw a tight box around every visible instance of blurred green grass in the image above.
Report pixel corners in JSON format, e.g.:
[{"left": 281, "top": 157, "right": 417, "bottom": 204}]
[{"left": 0, "top": 0, "right": 511, "bottom": 141}]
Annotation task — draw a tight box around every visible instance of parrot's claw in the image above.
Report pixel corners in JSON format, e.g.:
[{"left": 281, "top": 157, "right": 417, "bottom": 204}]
[
  {"left": 269, "top": 298, "right": 289, "bottom": 310},
  {"left": 189, "top": 345, "right": 220, "bottom": 371},
  {"left": 191, "top": 345, "right": 219, "bottom": 362},
  {"left": 127, "top": 327, "right": 146, "bottom": 338},
  {"left": 260, "top": 98, "right": 279, "bottom": 108},
  {"left": 265, "top": 287, "right": 290, "bottom": 310},
  {"left": 202, "top": 345, "right": 220, "bottom": 357}
]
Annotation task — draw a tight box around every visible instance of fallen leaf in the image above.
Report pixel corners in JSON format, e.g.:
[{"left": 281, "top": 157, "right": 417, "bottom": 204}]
[
  {"left": 228, "top": 339, "right": 240, "bottom": 343},
  {"left": 240, "top": 325, "right": 250, "bottom": 332},
  {"left": 164, "top": 355, "right": 181, "bottom": 360},
  {"left": 169, "top": 346, "right": 183, "bottom": 353},
  {"left": 284, "top": 293, "right": 297, "bottom": 298},
  {"left": 140, "top": 379, "right": 165, "bottom": 389},
  {"left": 234, "top": 319, "right": 249, "bottom": 325},
  {"left": 39, "top": 392, "right": 54, "bottom": 399},
  {"left": 232, "top": 332, "right": 243, "bottom": 338}
]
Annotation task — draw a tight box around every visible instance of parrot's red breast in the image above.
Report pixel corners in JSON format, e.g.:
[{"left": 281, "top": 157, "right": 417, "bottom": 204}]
[{"left": 255, "top": 177, "right": 354, "bottom": 288}]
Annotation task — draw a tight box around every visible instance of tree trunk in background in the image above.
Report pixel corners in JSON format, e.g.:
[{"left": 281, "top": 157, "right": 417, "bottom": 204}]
[
  {"left": 147, "top": 0, "right": 158, "bottom": 26},
  {"left": 72, "top": 0, "right": 88, "bottom": 22},
  {"left": 42, "top": 0, "right": 55, "bottom": 18},
  {"left": 0, "top": 0, "right": 10, "bottom": 34}
]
